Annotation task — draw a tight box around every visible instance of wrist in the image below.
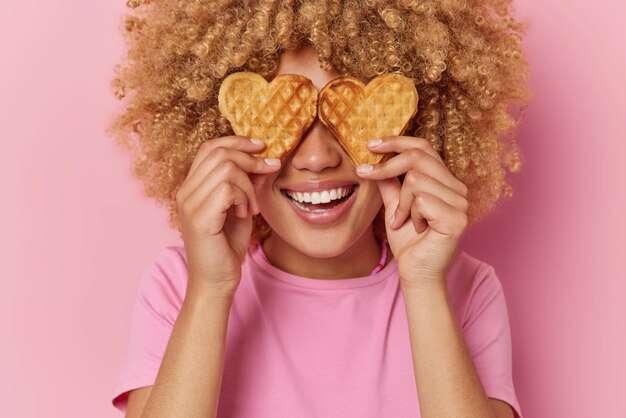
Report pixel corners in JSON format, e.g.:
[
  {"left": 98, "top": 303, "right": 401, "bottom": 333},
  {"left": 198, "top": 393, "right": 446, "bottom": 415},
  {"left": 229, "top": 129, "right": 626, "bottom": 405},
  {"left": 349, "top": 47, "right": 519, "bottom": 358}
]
[
  {"left": 401, "top": 280, "right": 451, "bottom": 313},
  {"left": 186, "top": 280, "right": 238, "bottom": 303},
  {"left": 400, "top": 277, "right": 447, "bottom": 295}
]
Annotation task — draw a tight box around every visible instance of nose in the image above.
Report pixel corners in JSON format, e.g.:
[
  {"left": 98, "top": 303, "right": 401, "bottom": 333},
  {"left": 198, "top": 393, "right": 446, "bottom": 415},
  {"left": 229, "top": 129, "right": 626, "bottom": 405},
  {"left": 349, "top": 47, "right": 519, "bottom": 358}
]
[{"left": 288, "top": 118, "right": 343, "bottom": 172}]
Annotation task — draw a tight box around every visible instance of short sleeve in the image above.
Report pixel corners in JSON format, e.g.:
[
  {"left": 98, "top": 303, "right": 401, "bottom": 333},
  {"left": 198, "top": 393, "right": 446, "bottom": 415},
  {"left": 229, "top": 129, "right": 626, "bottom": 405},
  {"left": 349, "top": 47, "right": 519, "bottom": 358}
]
[
  {"left": 461, "top": 264, "right": 523, "bottom": 418},
  {"left": 111, "top": 246, "right": 188, "bottom": 413}
]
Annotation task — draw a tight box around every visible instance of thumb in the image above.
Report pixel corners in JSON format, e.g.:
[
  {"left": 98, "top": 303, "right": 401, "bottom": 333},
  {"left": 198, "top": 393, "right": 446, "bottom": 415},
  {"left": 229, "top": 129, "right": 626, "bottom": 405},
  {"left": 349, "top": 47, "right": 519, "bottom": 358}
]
[
  {"left": 249, "top": 173, "right": 269, "bottom": 187},
  {"left": 375, "top": 177, "right": 401, "bottom": 221}
]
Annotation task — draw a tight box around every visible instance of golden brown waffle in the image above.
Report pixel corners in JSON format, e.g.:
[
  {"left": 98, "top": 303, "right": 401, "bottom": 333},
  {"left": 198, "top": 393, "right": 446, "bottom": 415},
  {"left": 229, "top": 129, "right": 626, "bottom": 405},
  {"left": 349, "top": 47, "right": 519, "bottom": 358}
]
[
  {"left": 318, "top": 73, "right": 419, "bottom": 166},
  {"left": 218, "top": 72, "right": 317, "bottom": 160}
]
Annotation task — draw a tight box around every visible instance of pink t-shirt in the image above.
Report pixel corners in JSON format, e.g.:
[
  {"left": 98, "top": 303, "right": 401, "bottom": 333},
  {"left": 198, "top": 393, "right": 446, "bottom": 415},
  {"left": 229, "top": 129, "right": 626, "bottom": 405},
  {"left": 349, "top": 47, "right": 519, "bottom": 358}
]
[{"left": 112, "top": 240, "right": 522, "bottom": 417}]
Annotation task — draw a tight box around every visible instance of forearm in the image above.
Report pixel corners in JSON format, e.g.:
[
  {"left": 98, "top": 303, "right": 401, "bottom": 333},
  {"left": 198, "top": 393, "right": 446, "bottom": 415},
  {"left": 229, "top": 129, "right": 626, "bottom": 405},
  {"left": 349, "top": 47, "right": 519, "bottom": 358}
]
[
  {"left": 401, "top": 280, "right": 495, "bottom": 418},
  {"left": 141, "top": 284, "right": 234, "bottom": 418}
]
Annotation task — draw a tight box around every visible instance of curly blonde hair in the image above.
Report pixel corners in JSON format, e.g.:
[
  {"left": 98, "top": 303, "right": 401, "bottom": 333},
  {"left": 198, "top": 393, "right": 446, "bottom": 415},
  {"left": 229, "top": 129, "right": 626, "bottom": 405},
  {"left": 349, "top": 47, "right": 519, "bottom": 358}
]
[{"left": 107, "top": 0, "right": 531, "bottom": 242}]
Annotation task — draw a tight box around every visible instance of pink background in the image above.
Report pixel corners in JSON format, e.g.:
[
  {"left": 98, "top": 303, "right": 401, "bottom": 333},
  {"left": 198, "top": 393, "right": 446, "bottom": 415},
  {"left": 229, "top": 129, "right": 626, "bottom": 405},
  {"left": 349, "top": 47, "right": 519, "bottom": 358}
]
[{"left": 1, "top": 1, "right": 624, "bottom": 417}]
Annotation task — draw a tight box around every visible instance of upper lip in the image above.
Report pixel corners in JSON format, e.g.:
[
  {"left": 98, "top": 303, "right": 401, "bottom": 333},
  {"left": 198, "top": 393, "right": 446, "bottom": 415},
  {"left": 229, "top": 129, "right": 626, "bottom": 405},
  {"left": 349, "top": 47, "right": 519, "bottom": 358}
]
[{"left": 280, "top": 180, "right": 359, "bottom": 193}]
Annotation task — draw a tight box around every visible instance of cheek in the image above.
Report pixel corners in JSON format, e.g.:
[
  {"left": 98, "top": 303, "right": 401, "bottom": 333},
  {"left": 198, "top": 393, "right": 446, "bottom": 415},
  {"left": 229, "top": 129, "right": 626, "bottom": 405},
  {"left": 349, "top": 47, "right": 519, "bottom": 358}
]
[
  {"left": 322, "top": 180, "right": 380, "bottom": 233},
  {"left": 251, "top": 172, "right": 280, "bottom": 209},
  {"left": 254, "top": 184, "right": 277, "bottom": 215},
  {"left": 256, "top": 195, "right": 273, "bottom": 215},
  {"left": 360, "top": 180, "right": 383, "bottom": 208}
]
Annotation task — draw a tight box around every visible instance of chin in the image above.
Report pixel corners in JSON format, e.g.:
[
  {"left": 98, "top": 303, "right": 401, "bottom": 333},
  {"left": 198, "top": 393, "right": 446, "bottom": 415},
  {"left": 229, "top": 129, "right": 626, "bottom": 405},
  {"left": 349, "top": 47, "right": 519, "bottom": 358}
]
[
  {"left": 283, "top": 227, "right": 361, "bottom": 259},
  {"left": 263, "top": 208, "right": 379, "bottom": 261}
]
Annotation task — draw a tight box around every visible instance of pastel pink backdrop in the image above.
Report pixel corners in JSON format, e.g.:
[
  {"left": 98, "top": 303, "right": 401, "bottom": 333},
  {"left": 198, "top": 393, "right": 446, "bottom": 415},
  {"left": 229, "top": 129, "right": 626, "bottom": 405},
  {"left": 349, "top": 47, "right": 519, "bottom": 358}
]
[{"left": 1, "top": 1, "right": 624, "bottom": 417}]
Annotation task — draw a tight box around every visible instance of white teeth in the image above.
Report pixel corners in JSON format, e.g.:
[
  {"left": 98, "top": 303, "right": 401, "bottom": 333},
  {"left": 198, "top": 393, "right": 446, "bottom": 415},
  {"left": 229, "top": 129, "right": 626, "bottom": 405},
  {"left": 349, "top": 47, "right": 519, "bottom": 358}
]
[{"left": 285, "top": 186, "right": 354, "bottom": 204}]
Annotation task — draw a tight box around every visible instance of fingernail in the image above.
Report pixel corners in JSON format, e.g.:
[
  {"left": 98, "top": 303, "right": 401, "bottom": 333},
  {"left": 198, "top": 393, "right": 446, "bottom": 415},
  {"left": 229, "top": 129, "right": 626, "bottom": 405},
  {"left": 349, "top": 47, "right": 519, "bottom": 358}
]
[
  {"left": 250, "top": 138, "right": 264, "bottom": 145},
  {"left": 367, "top": 138, "right": 383, "bottom": 148},
  {"left": 264, "top": 158, "right": 280, "bottom": 166},
  {"left": 388, "top": 213, "right": 396, "bottom": 227},
  {"left": 357, "top": 164, "right": 373, "bottom": 174}
]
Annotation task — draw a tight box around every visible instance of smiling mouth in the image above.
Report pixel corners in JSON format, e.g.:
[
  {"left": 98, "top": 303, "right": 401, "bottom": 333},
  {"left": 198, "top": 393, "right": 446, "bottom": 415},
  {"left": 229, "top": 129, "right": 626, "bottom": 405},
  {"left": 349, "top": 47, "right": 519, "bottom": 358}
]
[{"left": 280, "top": 185, "right": 358, "bottom": 212}]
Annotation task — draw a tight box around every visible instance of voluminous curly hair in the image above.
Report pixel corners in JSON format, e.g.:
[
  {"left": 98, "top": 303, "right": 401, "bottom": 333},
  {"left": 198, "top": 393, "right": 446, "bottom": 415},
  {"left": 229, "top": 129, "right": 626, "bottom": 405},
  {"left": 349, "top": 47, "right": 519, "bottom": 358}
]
[{"left": 107, "top": 0, "right": 531, "bottom": 242}]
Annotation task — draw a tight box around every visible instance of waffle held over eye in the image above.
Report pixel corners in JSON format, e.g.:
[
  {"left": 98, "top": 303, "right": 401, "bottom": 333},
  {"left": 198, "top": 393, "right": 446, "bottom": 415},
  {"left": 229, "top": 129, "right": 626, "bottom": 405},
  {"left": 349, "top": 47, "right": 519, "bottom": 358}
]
[
  {"left": 318, "top": 73, "right": 419, "bottom": 166},
  {"left": 218, "top": 72, "right": 318, "bottom": 160}
]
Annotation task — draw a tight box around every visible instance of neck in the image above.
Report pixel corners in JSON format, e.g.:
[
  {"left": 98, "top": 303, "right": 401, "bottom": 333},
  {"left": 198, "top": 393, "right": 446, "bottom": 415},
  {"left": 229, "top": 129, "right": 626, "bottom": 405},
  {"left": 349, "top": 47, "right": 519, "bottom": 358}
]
[{"left": 262, "top": 230, "right": 385, "bottom": 279}]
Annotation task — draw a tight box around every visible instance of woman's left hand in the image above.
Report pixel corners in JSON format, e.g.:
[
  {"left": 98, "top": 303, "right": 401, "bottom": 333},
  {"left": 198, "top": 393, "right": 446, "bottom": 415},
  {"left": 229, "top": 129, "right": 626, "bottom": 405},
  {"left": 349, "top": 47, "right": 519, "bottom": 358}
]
[{"left": 356, "top": 136, "right": 470, "bottom": 288}]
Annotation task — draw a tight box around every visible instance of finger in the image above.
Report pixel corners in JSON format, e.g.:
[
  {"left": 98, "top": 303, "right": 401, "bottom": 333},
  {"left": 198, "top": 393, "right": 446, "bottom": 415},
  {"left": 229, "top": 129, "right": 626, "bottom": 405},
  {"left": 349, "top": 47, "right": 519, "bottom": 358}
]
[
  {"left": 356, "top": 148, "right": 468, "bottom": 198},
  {"left": 187, "top": 136, "right": 267, "bottom": 180},
  {"left": 249, "top": 172, "right": 272, "bottom": 187},
  {"left": 409, "top": 198, "right": 428, "bottom": 234},
  {"left": 182, "top": 146, "right": 280, "bottom": 202},
  {"left": 186, "top": 162, "right": 261, "bottom": 216},
  {"left": 390, "top": 170, "right": 469, "bottom": 229},
  {"left": 196, "top": 182, "right": 250, "bottom": 236},
  {"left": 374, "top": 177, "right": 401, "bottom": 223},
  {"left": 229, "top": 188, "right": 249, "bottom": 218},
  {"left": 407, "top": 191, "right": 469, "bottom": 238},
  {"left": 366, "top": 136, "right": 446, "bottom": 166}
]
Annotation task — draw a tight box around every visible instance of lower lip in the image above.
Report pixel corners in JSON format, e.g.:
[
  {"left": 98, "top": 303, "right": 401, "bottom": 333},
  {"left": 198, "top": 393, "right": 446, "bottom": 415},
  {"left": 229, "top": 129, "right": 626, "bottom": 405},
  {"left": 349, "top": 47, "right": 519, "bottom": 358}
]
[{"left": 283, "top": 187, "right": 359, "bottom": 225}]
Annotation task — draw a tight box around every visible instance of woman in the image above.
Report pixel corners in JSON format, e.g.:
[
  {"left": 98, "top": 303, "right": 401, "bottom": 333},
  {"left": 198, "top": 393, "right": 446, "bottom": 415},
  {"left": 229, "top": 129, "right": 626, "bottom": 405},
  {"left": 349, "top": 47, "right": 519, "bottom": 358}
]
[{"left": 108, "top": 1, "right": 531, "bottom": 417}]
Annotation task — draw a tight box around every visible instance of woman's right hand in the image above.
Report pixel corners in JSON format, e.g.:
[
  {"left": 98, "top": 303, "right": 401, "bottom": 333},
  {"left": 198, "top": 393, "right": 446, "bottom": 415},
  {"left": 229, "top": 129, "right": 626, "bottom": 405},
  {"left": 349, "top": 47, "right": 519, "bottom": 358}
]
[{"left": 175, "top": 136, "right": 281, "bottom": 297}]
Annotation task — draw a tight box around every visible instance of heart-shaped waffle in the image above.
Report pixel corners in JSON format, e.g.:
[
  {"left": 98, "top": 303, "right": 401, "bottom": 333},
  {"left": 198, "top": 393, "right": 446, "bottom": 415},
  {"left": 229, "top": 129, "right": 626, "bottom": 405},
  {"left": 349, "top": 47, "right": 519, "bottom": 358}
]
[
  {"left": 218, "top": 72, "right": 317, "bottom": 160},
  {"left": 318, "top": 73, "right": 419, "bottom": 166}
]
